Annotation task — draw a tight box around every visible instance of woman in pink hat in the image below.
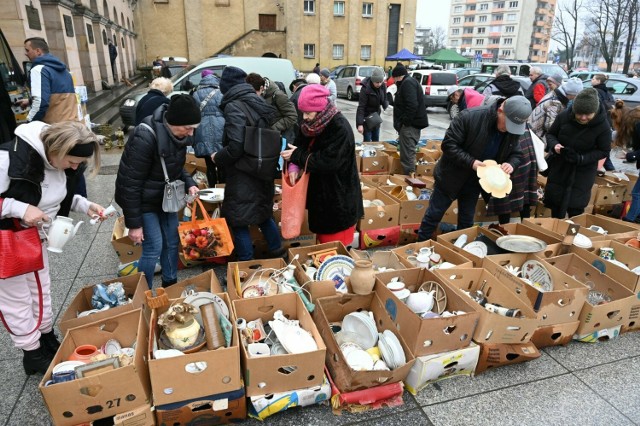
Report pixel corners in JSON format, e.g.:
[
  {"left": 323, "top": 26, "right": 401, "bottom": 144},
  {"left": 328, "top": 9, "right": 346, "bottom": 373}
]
[{"left": 281, "top": 85, "right": 363, "bottom": 246}]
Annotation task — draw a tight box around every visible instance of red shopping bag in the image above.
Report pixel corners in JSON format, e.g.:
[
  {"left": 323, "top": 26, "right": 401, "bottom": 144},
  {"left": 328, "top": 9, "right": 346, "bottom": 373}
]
[
  {"left": 178, "top": 199, "right": 234, "bottom": 261},
  {"left": 281, "top": 161, "right": 310, "bottom": 239}
]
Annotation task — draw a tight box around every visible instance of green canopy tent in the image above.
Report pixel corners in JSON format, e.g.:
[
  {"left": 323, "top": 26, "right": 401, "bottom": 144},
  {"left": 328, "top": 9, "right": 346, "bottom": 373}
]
[{"left": 424, "top": 49, "right": 471, "bottom": 65}]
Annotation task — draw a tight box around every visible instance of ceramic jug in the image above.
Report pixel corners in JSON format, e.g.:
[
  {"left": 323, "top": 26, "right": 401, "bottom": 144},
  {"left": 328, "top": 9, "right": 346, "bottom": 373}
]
[
  {"left": 349, "top": 260, "right": 376, "bottom": 295},
  {"left": 43, "top": 216, "right": 84, "bottom": 253}
]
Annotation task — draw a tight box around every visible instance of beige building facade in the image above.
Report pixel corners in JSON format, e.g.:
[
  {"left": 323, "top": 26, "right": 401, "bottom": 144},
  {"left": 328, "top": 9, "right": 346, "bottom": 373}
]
[
  {"left": 446, "top": 0, "right": 554, "bottom": 63},
  {"left": 135, "top": 0, "right": 417, "bottom": 72},
  {"left": 0, "top": 0, "right": 137, "bottom": 92}
]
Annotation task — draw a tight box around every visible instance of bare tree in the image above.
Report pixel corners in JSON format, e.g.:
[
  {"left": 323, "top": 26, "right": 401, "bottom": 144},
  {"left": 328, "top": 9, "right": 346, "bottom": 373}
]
[
  {"left": 432, "top": 27, "right": 447, "bottom": 51},
  {"left": 584, "top": 0, "right": 632, "bottom": 71},
  {"left": 552, "top": 0, "right": 582, "bottom": 71},
  {"left": 622, "top": 0, "right": 640, "bottom": 73}
]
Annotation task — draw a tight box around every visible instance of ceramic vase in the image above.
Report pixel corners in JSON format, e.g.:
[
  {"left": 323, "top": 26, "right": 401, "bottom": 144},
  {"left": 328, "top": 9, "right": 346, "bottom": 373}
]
[
  {"left": 68, "top": 344, "right": 100, "bottom": 363},
  {"left": 350, "top": 260, "right": 376, "bottom": 295},
  {"left": 165, "top": 317, "right": 201, "bottom": 350}
]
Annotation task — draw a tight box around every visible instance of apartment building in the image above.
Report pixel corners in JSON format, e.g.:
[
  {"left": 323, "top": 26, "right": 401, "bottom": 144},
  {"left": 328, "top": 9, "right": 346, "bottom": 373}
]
[
  {"left": 446, "top": 0, "right": 555, "bottom": 63},
  {"left": 136, "top": 0, "right": 417, "bottom": 72},
  {"left": 1, "top": 0, "right": 138, "bottom": 92}
]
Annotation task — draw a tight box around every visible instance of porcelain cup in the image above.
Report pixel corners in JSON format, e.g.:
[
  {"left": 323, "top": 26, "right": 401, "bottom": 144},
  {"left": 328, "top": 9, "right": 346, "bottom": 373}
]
[
  {"left": 418, "top": 247, "right": 433, "bottom": 257},
  {"left": 248, "top": 343, "right": 271, "bottom": 358},
  {"left": 416, "top": 252, "right": 430, "bottom": 269},
  {"left": 406, "top": 256, "right": 419, "bottom": 267}
]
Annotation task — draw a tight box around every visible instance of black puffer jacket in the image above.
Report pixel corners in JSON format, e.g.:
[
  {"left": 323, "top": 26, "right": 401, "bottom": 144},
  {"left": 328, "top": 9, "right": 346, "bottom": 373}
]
[
  {"left": 434, "top": 100, "right": 523, "bottom": 198},
  {"left": 135, "top": 89, "right": 169, "bottom": 126},
  {"left": 544, "top": 103, "right": 611, "bottom": 215},
  {"left": 115, "top": 105, "right": 196, "bottom": 229},
  {"left": 393, "top": 76, "right": 429, "bottom": 131},
  {"left": 290, "top": 113, "right": 363, "bottom": 234},
  {"left": 216, "top": 83, "right": 278, "bottom": 227},
  {"left": 356, "top": 77, "right": 388, "bottom": 126}
]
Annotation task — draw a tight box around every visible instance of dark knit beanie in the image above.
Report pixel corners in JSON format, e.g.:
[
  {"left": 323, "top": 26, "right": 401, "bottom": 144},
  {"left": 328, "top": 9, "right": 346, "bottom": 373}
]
[
  {"left": 165, "top": 94, "right": 201, "bottom": 126},
  {"left": 392, "top": 64, "right": 408, "bottom": 78},
  {"left": 573, "top": 88, "right": 600, "bottom": 115},
  {"left": 220, "top": 66, "right": 248, "bottom": 94}
]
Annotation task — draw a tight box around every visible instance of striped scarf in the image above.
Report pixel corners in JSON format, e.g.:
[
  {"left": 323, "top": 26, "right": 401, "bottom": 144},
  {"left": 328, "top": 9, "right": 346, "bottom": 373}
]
[{"left": 301, "top": 103, "right": 339, "bottom": 137}]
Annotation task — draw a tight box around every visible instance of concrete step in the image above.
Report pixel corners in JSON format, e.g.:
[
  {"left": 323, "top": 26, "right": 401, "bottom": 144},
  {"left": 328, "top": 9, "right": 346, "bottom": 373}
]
[{"left": 87, "top": 74, "right": 148, "bottom": 125}]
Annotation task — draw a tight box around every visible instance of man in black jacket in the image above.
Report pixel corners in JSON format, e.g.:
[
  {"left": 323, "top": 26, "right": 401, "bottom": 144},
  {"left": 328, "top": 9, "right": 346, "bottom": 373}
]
[
  {"left": 417, "top": 96, "right": 530, "bottom": 241},
  {"left": 391, "top": 64, "right": 429, "bottom": 174}
]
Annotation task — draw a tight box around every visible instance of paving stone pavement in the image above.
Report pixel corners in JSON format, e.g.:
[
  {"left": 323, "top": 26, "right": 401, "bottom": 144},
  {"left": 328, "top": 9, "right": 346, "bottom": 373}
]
[{"left": 1, "top": 100, "right": 639, "bottom": 425}]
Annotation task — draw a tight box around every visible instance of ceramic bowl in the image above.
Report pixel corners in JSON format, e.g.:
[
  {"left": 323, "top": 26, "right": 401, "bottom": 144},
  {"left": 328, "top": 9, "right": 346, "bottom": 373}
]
[
  {"left": 386, "top": 281, "right": 405, "bottom": 292},
  {"left": 394, "top": 288, "right": 411, "bottom": 302}
]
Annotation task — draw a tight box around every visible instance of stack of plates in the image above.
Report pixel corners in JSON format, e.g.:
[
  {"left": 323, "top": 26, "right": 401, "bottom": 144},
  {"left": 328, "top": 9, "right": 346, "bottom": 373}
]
[
  {"left": 342, "top": 311, "right": 378, "bottom": 349},
  {"left": 377, "top": 330, "right": 406, "bottom": 370}
]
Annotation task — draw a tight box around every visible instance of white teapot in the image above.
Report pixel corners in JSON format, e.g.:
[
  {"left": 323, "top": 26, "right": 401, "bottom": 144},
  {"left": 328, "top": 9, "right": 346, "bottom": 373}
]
[{"left": 42, "top": 216, "right": 84, "bottom": 253}]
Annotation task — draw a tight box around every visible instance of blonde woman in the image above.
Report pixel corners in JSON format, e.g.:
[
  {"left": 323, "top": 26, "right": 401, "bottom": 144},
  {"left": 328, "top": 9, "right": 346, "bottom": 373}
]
[
  {"left": 135, "top": 77, "right": 174, "bottom": 125},
  {"left": 0, "top": 120, "right": 107, "bottom": 375}
]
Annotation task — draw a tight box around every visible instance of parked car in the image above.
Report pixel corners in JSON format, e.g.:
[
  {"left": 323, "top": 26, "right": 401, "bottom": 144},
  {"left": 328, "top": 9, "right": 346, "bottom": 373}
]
[
  {"left": 161, "top": 56, "right": 189, "bottom": 76},
  {"left": 581, "top": 76, "right": 640, "bottom": 108},
  {"left": 334, "top": 65, "right": 385, "bottom": 100},
  {"left": 480, "top": 62, "right": 568, "bottom": 80},
  {"left": 119, "top": 56, "right": 297, "bottom": 128},
  {"left": 387, "top": 69, "right": 457, "bottom": 108},
  {"left": 451, "top": 67, "right": 481, "bottom": 79},
  {"left": 569, "top": 71, "right": 626, "bottom": 81},
  {"left": 474, "top": 75, "right": 531, "bottom": 93},
  {"left": 328, "top": 65, "right": 350, "bottom": 79},
  {"left": 457, "top": 73, "right": 494, "bottom": 90}
]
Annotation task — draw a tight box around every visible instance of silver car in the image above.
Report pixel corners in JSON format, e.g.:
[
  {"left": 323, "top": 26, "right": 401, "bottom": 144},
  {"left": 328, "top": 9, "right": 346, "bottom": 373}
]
[
  {"left": 582, "top": 76, "right": 640, "bottom": 108},
  {"left": 334, "top": 65, "right": 385, "bottom": 101}
]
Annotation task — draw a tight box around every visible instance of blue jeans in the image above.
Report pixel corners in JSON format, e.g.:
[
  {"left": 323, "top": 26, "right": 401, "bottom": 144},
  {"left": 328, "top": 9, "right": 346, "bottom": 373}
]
[
  {"left": 363, "top": 126, "right": 380, "bottom": 142},
  {"left": 232, "top": 217, "right": 282, "bottom": 261},
  {"left": 417, "top": 178, "right": 481, "bottom": 241},
  {"left": 624, "top": 178, "right": 640, "bottom": 222},
  {"left": 140, "top": 211, "right": 179, "bottom": 288}
]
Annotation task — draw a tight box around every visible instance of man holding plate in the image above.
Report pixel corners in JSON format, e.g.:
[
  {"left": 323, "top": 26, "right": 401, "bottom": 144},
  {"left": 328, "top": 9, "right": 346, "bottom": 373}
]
[{"left": 417, "top": 96, "right": 531, "bottom": 241}]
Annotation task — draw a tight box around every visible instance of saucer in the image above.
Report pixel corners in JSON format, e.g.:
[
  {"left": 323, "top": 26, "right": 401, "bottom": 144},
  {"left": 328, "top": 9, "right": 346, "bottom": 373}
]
[
  {"left": 462, "top": 241, "right": 488, "bottom": 258},
  {"left": 521, "top": 260, "right": 553, "bottom": 292},
  {"left": 53, "top": 360, "right": 85, "bottom": 374}
]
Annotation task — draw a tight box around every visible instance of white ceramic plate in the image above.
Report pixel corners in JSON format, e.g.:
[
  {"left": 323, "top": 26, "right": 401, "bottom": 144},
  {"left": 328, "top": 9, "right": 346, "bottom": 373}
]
[
  {"left": 606, "top": 258, "right": 630, "bottom": 271},
  {"left": 183, "top": 292, "right": 230, "bottom": 320},
  {"left": 270, "top": 321, "right": 318, "bottom": 354},
  {"left": 316, "top": 255, "right": 355, "bottom": 290},
  {"left": 103, "top": 339, "right": 122, "bottom": 356},
  {"left": 495, "top": 235, "right": 548, "bottom": 253},
  {"left": 346, "top": 349, "right": 374, "bottom": 371},
  {"left": 198, "top": 188, "right": 224, "bottom": 202},
  {"left": 52, "top": 360, "right": 85, "bottom": 374},
  {"left": 573, "top": 233, "right": 593, "bottom": 249},
  {"left": 462, "top": 241, "right": 488, "bottom": 258},
  {"left": 342, "top": 313, "right": 377, "bottom": 349},
  {"left": 521, "top": 260, "right": 554, "bottom": 292},
  {"left": 383, "top": 330, "right": 406, "bottom": 366}
]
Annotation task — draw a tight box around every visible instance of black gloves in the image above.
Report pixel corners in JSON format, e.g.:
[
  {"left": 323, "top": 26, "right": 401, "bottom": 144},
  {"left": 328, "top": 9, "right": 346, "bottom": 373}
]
[{"left": 561, "top": 146, "right": 581, "bottom": 164}]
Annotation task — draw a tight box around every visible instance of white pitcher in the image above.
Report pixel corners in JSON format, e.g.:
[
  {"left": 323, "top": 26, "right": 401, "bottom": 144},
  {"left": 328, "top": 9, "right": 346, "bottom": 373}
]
[{"left": 42, "top": 216, "right": 84, "bottom": 253}]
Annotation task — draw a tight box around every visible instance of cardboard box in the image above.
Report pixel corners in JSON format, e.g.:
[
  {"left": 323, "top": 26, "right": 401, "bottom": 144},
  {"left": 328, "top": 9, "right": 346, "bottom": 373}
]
[
  {"left": 359, "top": 188, "right": 400, "bottom": 230},
  {"left": 248, "top": 375, "right": 331, "bottom": 420},
  {"left": 418, "top": 148, "right": 442, "bottom": 161},
  {"left": 436, "top": 226, "right": 505, "bottom": 267},
  {"left": 155, "top": 387, "right": 246, "bottom": 425},
  {"left": 404, "top": 344, "right": 480, "bottom": 395},
  {"left": 475, "top": 342, "right": 540, "bottom": 374},
  {"left": 530, "top": 321, "right": 581, "bottom": 348},
  {"left": 544, "top": 254, "right": 636, "bottom": 335},
  {"left": 350, "top": 249, "right": 406, "bottom": 272},
  {"left": 326, "top": 366, "right": 404, "bottom": 414},
  {"left": 59, "top": 274, "right": 147, "bottom": 335},
  {"left": 226, "top": 258, "right": 288, "bottom": 302},
  {"left": 380, "top": 183, "right": 432, "bottom": 224},
  {"left": 70, "top": 404, "right": 155, "bottom": 426},
  {"left": 434, "top": 268, "right": 540, "bottom": 344},
  {"left": 522, "top": 217, "right": 605, "bottom": 242},
  {"left": 569, "top": 213, "right": 639, "bottom": 239},
  {"left": 163, "top": 270, "right": 222, "bottom": 300},
  {"left": 386, "top": 151, "right": 404, "bottom": 174},
  {"left": 482, "top": 254, "right": 588, "bottom": 325},
  {"left": 148, "top": 293, "right": 241, "bottom": 405},
  {"left": 593, "top": 175, "right": 627, "bottom": 205},
  {"left": 232, "top": 293, "right": 327, "bottom": 396},
  {"left": 359, "top": 151, "right": 390, "bottom": 174},
  {"left": 391, "top": 240, "right": 474, "bottom": 269},
  {"left": 313, "top": 293, "right": 416, "bottom": 392},
  {"left": 499, "top": 223, "right": 563, "bottom": 246},
  {"left": 574, "top": 325, "right": 621, "bottom": 342},
  {"left": 398, "top": 223, "right": 420, "bottom": 245},
  {"left": 422, "top": 139, "right": 442, "bottom": 151},
  {"left": 374, "top": 269, "right": 479, "bottom": 356},
  {"left": 288, "top": 241, "right": 353, "bottom": 301},
  {"left": 40, "top": 310, "right": 151, "bottom": 426},
  {"left": 415, "top": 152, "right": 437, "bottom": 177},
  {"left": 359, "top": 225, "right": 401, "bottom": 249},
  {"left": 359, "top": 174, "right": 411, "bottom": 188},
  {"left": 111, "top": 216, "right": 142, "bottom": 264}
]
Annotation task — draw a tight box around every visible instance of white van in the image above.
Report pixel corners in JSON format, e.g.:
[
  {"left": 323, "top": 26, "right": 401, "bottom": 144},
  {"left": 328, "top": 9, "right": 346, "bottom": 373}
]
[
  {"left": 120, "top": 56, "right": 297, "bottom": 127},
  {"left": 480, "top": 62, "right": 568, "bottom": 80}
]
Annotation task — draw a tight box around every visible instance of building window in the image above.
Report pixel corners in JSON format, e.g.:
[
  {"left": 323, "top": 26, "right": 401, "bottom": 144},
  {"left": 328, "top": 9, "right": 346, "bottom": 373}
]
[
  {"left": 25, "top": 5, "right": 41, "bottom": 30},
  {"left": 452, "top": 28, "right": 460, "bottom": 35},
  {"left": 63, "top": 15, "right": 74, "bottom": 37},
  {"left": 464, "top": 16, "right": 475, "bottom": 22},
  {"left": 333, "top": 44, "right": 344, "bottom": 59},
  {"left": 304, "top": 0, "right": 315, "bottom": 14},
  {"left": 505, "top": 25, "right": 515, "bottom": 32},
  {"left": 475, "top": 50, "right": 483, "bottom": 56},
  {"left": 479, "top": 15, "right": 488, "bottom": 22},
  {"left": 451, "top": 40, "right": 459, "bottom": 46},
  {"left": 463, "top": 28, "right": 473, "bottom": 34},
  {"left": 86, "top": 24, "right": 94, "bottom": 44},
  {"left": 453, "top": 17, "right": 461, "bottom": 23},
  {"left": 304, "top": 43, "right": 315, "bottom": 58},
  {"left": 334, "top": 1, "right": 345, "bottom": 15},
  {"left": 477, "top": 27, "right": 486, "bottom": 34},
  {"left": 361, "top": 45, "right": 372, "bottom": 60},
  {"left": 504, "top": 38, "right": 513, "bottom": 44},
  {"left": 502, "top": 49, "right": 511, "bottom": 56},
  {"left": 362, "top": 3, "right": 373, "bottom": 17},
  {"left": 454, "top": 6, "right": 462, "bottom": 13},
  {"left": 215, "top": 0, "right": 230, "bottom": 5},
  {"left": 480, "top": 3, "right": 489, "bottom": 10},
  {"left": 102, "top": 29, "right": 107, "bottom": 45},
  {"left": 506, "top": 13, "right": 516, "bottom": 21},
  {"left": 466, "top": 4, "right": 476, "bottom": 10},
  {"left": 494, "top": 1, "right": 505, "bottom": 8},
  {"left": 154, "top": 0, "right": 168, "bottom": 3},
  {"left": 476, "top": 39, "right": 484, "bottom": 45},
  {"left": 509, "top": 1, "right": 518, "bottom": 7},
  {"left": 493, "top": 14, "right": 503, "bottom": 20}
]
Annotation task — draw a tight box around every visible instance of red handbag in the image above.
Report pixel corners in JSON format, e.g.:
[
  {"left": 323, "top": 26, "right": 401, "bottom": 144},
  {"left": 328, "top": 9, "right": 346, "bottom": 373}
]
[
  {"left": 281, "top": 159, "right": 310, "bottom": 239},
  {"left": 0, "top": 198, "right": 44, "bottom": 335}
]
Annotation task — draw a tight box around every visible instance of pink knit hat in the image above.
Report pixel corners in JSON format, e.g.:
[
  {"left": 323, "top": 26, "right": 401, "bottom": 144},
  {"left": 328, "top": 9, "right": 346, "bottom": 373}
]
[{"left": 298, "top": 85, "right": 330, "bottom": 112}]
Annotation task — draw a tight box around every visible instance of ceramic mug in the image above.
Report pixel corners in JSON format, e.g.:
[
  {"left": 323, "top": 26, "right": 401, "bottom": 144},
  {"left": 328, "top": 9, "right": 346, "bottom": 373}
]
[
  {"left": 406, "top": 256, "right": 419, "bottom": 267},
  {"left": 45, "top": 370, "right": 76, "bottom": 386},
  {"left": 247, "top": 343, "right": 270, "bottom": 358},
  {"left": 599, "top": 247, "right": 615, "bottom": 261},
  {"left": 362, "top": 148, "right": 377, "bottom": 158}
]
